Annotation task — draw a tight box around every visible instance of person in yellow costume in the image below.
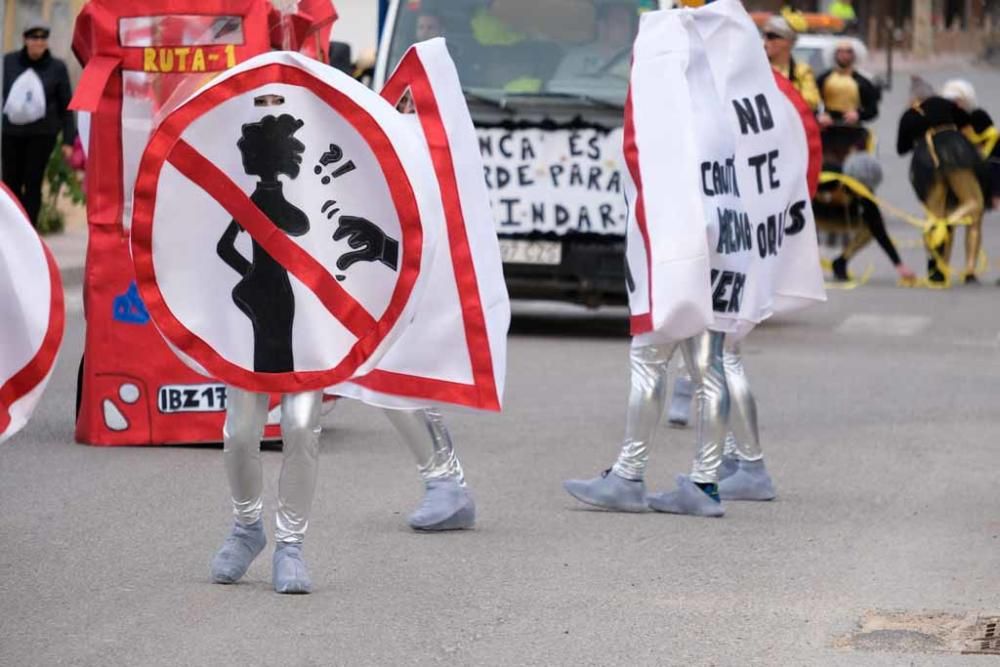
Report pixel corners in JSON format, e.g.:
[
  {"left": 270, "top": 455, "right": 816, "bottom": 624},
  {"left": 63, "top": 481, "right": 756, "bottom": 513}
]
[
  {"left": 943, "top": 78, "right": 1000, "bottom": 209},
  {"left": 897, "top": 77, "right": 986, "bottom": 285},
  {"left": 816, "top": 40, "right": 879, "bottom": 168},
  {"left": 470, "top": 0, "right": 576, "bottom": 94},
  {"left": 828, "top": 0, "right": 856, "bottom": 22},
  {"left": 761, "top": 15, "right": 820, "bottom": 111},
  {"left": 471, "top": 3, "right": 528, "bottom": 46}
]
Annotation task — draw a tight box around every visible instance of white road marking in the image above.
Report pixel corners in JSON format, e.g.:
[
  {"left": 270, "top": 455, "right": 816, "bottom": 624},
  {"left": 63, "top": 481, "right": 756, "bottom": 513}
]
[{"left": 835, "top": 314, "right": 931, "bottom": 337}]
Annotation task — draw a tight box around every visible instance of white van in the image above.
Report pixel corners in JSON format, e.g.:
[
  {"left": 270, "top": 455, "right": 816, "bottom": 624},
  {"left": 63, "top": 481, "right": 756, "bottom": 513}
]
[{"left": 375, "top": 0, "right": 668, "bottom": 307}]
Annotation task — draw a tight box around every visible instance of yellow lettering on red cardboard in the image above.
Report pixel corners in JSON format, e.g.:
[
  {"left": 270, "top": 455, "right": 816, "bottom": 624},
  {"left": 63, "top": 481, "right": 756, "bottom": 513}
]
[
  {"left": 191, "top": 48, "right": 206, "bottom": 72},
  {"left": 174, "top": 47, "right": 191, "bottom": 72},
  {"left": 142, "top": 47, "right": 237, "bottom": 73}
]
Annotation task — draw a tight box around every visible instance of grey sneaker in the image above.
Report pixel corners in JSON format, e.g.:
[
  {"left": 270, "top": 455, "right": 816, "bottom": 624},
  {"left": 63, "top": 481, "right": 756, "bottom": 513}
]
[
  {"left": 210, "top": 519, "right": 266, "bottom": 584},
  {"left": 718, "top": 459, "right": 776, "bottom": 501},
  {"left": 273, "top": 543, "right": 312, "bottom": 594},
  {"left": 718, "top": 455, "right": 740, "bottom": 481},
  {"left": 409, "top": 479, "right": 476, "bottom": 531},
  {"left": 563, "top": 469, "right": 649, "bottom": 513},
  {"left": 648, "top": 475, "right": 725, "bottom": 517}
]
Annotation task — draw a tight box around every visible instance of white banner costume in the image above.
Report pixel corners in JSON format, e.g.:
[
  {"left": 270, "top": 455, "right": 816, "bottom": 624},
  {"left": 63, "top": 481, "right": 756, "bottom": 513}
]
[
  {"left": 340, "top": 38, "right": 509, "bottom": 533},
  {"left": 685, "top": 0, "right": 825, "bottom": 502},
  {"left": 132, "top": 47, "right": 507, "bottom": 592},
  {"left": 670, "top": 0, "right": 829, "bottom": 502},
  {"left": 331, "top": 38, "right": 510, "bottom": 411},
  {"left": 565, "top": 0, "right": 824, "bottom": 517},
  {"left": 0, "top": 185, "right": 65, "bottom": 444}
]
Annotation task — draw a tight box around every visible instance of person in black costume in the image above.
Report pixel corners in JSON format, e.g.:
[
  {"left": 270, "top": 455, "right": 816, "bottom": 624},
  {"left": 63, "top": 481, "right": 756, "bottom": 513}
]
[
  {"left": 217, "top": 114, "right": 308, "bottom": 373},
  {"left": 942, "top": 78, "right": 1000, "bottom": 209},
  {"left": 897, "top": 77, "right": 986, "bottom": 285},
  {"left": 815, "top": 151, "right": 916, "bottom": 282}
]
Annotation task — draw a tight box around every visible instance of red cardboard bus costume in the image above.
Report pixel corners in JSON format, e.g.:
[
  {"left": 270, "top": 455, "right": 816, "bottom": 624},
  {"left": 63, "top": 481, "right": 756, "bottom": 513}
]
[{"left": 70, "top": 0, "right": 326, "bottom": 445}]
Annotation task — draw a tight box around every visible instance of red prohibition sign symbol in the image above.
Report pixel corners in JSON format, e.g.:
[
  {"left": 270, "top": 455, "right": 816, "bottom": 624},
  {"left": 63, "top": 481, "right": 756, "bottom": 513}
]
[{"left": 131, "top": 62, "right": 424, "bottom": 394}]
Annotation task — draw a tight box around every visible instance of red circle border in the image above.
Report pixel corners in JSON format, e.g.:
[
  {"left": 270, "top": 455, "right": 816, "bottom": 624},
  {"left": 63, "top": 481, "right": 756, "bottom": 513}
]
[{"left": 131, "top": 61, "right": 423, "bottom": 393}]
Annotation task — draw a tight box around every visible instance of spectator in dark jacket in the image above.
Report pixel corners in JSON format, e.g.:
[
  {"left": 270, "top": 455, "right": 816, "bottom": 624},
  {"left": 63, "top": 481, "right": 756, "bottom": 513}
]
[{"left": 2, "top": 21, "right": 77, "bottom": 227}]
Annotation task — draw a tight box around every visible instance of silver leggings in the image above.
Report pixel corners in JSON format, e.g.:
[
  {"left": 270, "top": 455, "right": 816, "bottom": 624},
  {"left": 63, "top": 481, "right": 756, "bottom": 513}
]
[
  {"left": 223, "top": 393, "right": 464, "bottom": 541},
  {"left": 224, "top": 388, "right": 322, "bottom": 544},
  {"left": 723, "top": 342, "right": 762, "bottom": 462},
  {"left": 383, "top": 407, "right": 466, "bottom": 485},
  {"left": 613, "top": 330, "right": 729, "bottom": 484}
]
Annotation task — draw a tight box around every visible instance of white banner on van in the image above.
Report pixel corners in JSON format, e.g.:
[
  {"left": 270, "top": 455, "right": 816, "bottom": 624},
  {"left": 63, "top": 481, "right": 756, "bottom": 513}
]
[{"left": 478, "top": 127, "right": 627, "bottom": 236}]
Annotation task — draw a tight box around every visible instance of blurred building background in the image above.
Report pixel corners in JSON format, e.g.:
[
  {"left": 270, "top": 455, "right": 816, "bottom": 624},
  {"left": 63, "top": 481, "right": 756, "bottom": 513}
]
[
  {"left": 0, "top": 0, "right": 996, "bottom": 74},
  {"left": 3, "top": 0, "right": 82, "bottom": 63},
  {"left": 746, "top": 0, "right": 1000, "bottom": 57}
]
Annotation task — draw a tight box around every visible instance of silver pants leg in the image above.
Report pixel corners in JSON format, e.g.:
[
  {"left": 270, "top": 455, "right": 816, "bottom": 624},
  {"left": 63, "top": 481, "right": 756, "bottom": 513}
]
[
  {"left": 612, "top": 330, "right": 729, "bottom": 483},
  {"left": 275, "top": 391, "right": 323, "bottom": 543},
  {"left": 612, "top": 342, "right": 677, "bottom": 481},
  {"left": 383, "top": 407, "right": 466, "bottom": 485},
  {"left": 685, "top": 331, "right": 729, "bottom": 484},
  {"left": 223, "top": 388, "right": 269, "bottom": 526},
  {"left": 723, "top": 342, "right": 763, "bottom": 462},
  {"left": 223, "top": 387, "right": 323, "bottom": 544}
]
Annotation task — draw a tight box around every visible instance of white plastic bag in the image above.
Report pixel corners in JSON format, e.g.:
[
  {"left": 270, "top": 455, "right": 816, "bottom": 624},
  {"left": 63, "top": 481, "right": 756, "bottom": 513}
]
[{"left": 4, "top": 68, "right": 46, "bottom": 125}]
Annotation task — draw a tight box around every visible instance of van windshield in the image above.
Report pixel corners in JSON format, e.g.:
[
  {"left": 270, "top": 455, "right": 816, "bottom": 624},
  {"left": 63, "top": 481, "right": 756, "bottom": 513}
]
[{"left": 385, "top": 0, "right": 653, "bottom": 106}]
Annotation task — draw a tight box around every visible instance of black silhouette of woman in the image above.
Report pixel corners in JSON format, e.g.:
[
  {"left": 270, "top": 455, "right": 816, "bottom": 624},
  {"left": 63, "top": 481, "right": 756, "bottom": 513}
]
[{"left": 217, "top": 114, "right": 309, "bottom": 374}]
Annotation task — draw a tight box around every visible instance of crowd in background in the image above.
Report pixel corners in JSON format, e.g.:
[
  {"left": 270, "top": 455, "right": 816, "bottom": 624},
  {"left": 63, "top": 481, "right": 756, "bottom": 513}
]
[{"left": 764, "top": 11, "right": 999, "bottom": 286}]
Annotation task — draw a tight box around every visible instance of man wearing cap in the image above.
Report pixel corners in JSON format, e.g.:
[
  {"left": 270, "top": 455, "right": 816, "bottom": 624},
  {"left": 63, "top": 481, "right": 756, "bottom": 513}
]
[
  {"left": 762, "top": 15, "right": 820, "bottom": 112},
  {"left": 2, "top": 22, "right": 76, "bottom": 227}
]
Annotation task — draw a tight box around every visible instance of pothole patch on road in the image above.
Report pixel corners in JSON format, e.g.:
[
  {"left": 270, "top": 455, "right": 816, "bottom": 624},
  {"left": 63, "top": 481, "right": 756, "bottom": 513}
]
[
  {"left": 966, "top": 617, "right": 1000, "bottom": 655},
  {"left": 835, "top": 610, "right": 1000, "bottom": 655}
]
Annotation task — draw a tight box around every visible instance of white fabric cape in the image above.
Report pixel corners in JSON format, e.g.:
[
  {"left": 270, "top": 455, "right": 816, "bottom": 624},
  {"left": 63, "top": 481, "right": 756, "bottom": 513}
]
[
  {"left": 0, "top": 186, "right": 64, "bottom": 443},
  {"left": 688, "top": 0, "right": 826, "bottom": 322},
  {"left": 625, "top": 3, "right": 825, "bottom": 345},
  {"left": 625, "top": 10, "right": 756, "bottom": 345},
  {"left": 329, "top": 39, "right": 511, "bottom": 411}
]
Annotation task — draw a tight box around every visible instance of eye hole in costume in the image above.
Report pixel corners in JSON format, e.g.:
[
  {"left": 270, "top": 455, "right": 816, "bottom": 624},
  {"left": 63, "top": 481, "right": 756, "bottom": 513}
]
[{"left": 254, "top": 94, "right": 286, "bottom": 107}]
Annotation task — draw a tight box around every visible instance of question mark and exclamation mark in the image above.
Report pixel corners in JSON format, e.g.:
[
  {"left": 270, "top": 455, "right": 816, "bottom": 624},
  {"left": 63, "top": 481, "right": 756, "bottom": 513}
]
[
  {"left": 315, "top": 144, "right": 356, "bottom": 283},
  {"left": 314, "top": 144, "right": 357, "bottom": 185}
]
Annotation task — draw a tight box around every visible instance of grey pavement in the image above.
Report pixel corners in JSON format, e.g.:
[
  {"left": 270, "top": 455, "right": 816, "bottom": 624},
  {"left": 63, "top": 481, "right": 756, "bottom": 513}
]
[
  {"left": 44, "top": 222, "right": 87, "bottom": 286},
  {"left": 4, "top": 61, "right": 1000, "bottom": 666}
]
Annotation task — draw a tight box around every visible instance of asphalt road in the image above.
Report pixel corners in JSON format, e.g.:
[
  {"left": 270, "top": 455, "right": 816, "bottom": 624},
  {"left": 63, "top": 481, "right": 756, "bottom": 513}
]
[{"left": 3, "top": 62, "right": 1000, "bottom": 666}]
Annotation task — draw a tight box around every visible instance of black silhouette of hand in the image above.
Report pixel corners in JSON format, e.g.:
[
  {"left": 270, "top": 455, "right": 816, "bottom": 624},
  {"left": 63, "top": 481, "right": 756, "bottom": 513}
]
[{"left": 333, "top": 216, "right": 399, "bottom": 271}]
